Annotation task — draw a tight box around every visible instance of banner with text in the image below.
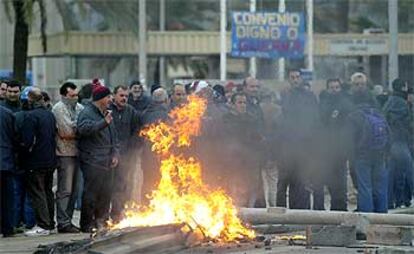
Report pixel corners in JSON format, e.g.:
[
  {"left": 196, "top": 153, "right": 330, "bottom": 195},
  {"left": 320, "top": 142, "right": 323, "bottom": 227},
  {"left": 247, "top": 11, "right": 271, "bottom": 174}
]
[{"left": 231, "top": 12, "right": 305, "bottom": 59}]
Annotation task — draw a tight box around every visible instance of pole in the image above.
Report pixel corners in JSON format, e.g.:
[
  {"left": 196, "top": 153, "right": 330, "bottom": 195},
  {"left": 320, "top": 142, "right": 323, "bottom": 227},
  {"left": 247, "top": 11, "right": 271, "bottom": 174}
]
[
  {"left": 306, "top": 0, "right": 314, "bottom": 72},
  {"left": 159, "top": 0, "right": 166, "bottom": 84},
  {"left": 249, "top": 0, "right": 256, "bottom": 78},
  {"left": 220, "top": 0, "right": 226, "bottom": 81},
  {"left": 278, "top": 0, "right": 286, "bottom": 82},
  {"left": 388, "top": 0, "right": 399, "bottom": 90},
  {"left": 139, "top": 0, "right": 147, "bottom": 86}
]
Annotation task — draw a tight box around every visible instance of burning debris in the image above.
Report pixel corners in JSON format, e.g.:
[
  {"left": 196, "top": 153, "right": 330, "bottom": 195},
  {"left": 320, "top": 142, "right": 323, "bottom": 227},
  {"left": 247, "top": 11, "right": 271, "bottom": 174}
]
[{"left": 110, "top": 96, "right": 255, "bottom": 242}]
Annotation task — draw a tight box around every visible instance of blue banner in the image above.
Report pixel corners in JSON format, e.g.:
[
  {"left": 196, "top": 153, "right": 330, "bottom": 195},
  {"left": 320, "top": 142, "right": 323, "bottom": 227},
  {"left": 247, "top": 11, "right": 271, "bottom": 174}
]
[{"left": 231, "top": 12, "right": 305, "bottom": 59}]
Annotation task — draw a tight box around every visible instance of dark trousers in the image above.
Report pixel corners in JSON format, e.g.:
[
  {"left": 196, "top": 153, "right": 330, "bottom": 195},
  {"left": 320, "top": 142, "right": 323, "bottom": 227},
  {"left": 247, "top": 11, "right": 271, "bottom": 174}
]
[
  {"left": 56, "top": 157, "right": 80, "bottom": 228},
  {"left": 388, "top": 141, "right": 413, "bottom": 208},
  {"left": 313, "top": 159, "right": 348, "bottom": 211},
  {"left": 12, "top": 174, "right": 35, "bottom": 228},
  {"left": 1, "top": 171, "right": 15, "bottom": 235},
  {"left": 141, "top": 146, "right": 160, "bottom": 205},
  {"left": 111, "top": 157, "right": 133, "bottom": 221},
  {"left": 25, "top": 169, "right": 55, "bottom": 230},
  {"left": 276, "top": 167, "right": 310, "bottom": 209},
  {"left": 80, "top": 164, "right": 112, "bottom": 230}
]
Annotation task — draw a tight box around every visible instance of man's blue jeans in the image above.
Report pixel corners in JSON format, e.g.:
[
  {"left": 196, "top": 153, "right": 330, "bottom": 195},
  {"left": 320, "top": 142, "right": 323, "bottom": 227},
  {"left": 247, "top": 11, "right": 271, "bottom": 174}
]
[
  {"left": 388, "top": 141, "right": 413, "bottom": 208},
  {"left": 354, "top": 151, "right": 388, "bottom": 213},
  {"left": 13, "top": 175, "right": 35, "bottom": 228}
]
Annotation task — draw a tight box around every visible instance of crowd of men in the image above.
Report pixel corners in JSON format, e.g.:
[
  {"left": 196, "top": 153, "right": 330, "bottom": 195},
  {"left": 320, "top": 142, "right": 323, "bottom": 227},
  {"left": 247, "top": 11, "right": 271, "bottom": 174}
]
[{"left": 0, "top": 70, "right": 413, "bottom": 238}]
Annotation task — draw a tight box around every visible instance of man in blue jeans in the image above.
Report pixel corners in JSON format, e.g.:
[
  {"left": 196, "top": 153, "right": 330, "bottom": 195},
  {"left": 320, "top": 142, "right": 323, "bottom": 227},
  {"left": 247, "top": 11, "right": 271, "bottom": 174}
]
[{"left": 347, "top": 72, "right": 390, "bottom": 213}]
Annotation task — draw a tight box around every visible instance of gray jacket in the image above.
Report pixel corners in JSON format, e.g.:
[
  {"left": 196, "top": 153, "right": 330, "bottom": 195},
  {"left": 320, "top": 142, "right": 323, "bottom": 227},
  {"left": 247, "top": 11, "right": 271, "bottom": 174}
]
[{"left": 77, "top": 103, "right": 119, "bottom": 170}]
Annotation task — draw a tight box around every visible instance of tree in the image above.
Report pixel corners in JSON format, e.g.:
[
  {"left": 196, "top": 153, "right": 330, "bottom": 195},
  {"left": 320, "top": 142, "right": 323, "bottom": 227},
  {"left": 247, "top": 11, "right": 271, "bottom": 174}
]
[{"left": 4, "top": 0, "right": 47, "bottom": 85}]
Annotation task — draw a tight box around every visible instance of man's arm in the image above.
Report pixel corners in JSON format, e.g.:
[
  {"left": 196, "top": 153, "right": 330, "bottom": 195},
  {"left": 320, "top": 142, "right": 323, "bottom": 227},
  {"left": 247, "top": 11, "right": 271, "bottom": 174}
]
[
  {"left": 21, "top": 114, "right": 36, "bottom": 151},
  {"left": 77, "top": 112, "right": 108, "bottom": 137},
  {"left": 52, "top": 104, "right": 76, "bottom": 140}
]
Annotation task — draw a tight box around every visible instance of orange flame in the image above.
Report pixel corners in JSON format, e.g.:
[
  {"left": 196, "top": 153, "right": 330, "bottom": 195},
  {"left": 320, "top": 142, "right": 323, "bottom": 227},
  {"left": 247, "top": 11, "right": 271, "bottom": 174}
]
[{"left": 112, "top": 95, "right": 255, "bottom": 241}]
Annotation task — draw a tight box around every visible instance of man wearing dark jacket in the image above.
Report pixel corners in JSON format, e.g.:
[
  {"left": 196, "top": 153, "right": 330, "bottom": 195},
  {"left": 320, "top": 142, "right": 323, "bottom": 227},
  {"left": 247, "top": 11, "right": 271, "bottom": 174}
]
[
  {"left": 242, "top": 77, "right": 265, "bottom": 207},
  {"left": 0, "top": 80, "right": 21, "bottom": 113},
  {"left": 0, "top": 106, "right": 16, "bottom": 237},
  {"left": 128, "top": 80, "right": 151, "bottom": 114},
  {"left": 109, "top": 85, "right": 140, "bottom": 222},
  {"left": 20, "top": 88, "right": 57, "bottom": 236},
  {"left": 221, "top": 92, "right": 262, "bottom": 207},
  {"left": 347, "top": 72, "right": 389, "bottom": 213},
  {"left": 140, "top": 88, "right": 169, "bottom": 204},
  {"left": 316, "top": 79, "right": 353, "bottom": 211},
  {"left": 277, "top": 69, "right": 320, "bottom": 209},
  {"left": 383, "top": 78, "right": 413, "bottom": 208},
  {"left": 77, "top": 84, "right": 119, "bottom": 232}
]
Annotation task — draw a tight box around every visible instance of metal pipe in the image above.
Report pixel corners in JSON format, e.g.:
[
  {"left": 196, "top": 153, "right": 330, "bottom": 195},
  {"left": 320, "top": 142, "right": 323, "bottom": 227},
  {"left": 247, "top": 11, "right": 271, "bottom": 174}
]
[
  {"left": 159, "top": 0, "right": 166, "bottom": 84},
  {"left": 278, "top": 0, "right": 285, "bottom": 82},
  {"left": 139, "top": 0, "right": 147, "bottom": 86},
  {"left": 220, "top": 0, "right": 226, "bottom": 81},
  {"left": 388, "top": 0, "right": 399, "bottom": 90},
  {"left": 306, "top": 0, "right": 314, "bottom": 72},
  {"left": 249, "top": 0, "right": 256, "bottom": 78},
  {"left": 239, "top": 208, "right": 414, "bottom": 227}
]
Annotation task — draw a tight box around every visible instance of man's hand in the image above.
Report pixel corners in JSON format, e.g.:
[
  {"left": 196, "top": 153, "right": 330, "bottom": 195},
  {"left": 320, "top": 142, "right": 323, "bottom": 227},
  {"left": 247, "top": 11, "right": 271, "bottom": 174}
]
[
  {"left": 110, "top": 156, "right": 119, "bottom": 168},
  {"left": 104, "top": 110, "right": 113, "bottom": 124}
]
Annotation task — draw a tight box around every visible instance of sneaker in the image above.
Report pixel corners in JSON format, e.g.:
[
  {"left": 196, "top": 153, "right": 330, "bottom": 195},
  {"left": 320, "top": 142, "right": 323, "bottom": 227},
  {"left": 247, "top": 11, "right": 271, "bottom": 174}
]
[
  {"left": 24, "top": 226, "right": 50, "bottom": 237},
  {"left": 58, "top": 225, "right": 80, "bottom": 234}
]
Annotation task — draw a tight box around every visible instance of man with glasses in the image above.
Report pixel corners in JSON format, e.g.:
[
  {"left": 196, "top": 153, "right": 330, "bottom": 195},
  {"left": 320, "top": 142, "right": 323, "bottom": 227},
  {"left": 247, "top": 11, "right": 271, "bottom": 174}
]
[{"left": 109, "top": 85, "right": 140, "bottom": 222}]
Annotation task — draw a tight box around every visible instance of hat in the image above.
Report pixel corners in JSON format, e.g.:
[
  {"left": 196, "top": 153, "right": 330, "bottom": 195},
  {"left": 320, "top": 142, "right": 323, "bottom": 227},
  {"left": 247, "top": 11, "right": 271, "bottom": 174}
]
[
  {"left": 92, "top": 79, "right": 110, "bottom": 101},
  {"left": 191, "top": 80, "right": 209, "bottom": 94},
  {"left": 129, "top": 80, "right": 142, "bottom": 89},
  {"left": 224, "top": 81, "right": 236, "bottom": 92},
  {"left": 392, "top": 78, "right": 406, "bottom": 92},
  {"left": 20, "top": 86, "right": 33, "bottom": 101},
  {"left": 150, "top": 84, "right": 162, "bottom": 94}
]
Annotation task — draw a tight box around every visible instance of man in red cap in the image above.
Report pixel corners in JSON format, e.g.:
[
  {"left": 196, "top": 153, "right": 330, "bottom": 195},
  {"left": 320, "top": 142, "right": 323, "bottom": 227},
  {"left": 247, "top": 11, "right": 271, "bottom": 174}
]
[{"left": 76, "top": 83, "right": 119, "bottom": 232}]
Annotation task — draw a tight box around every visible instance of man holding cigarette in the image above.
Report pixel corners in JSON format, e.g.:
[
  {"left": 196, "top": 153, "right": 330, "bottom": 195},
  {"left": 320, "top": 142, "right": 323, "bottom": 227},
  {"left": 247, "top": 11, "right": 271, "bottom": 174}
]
[{"left": 77, "top": 80, "right": 119, "bottom": 232}]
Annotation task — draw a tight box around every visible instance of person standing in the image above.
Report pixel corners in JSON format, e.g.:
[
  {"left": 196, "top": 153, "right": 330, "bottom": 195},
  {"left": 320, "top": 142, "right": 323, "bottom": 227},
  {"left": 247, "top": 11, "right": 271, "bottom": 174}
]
[
  {"left": 52, "top": 82, "right": 84, "bottom": 233},
  {"left": 221, "top": 92, "right": 262, "bottom": 207},
  {"left": 347, "top": 72, "right": 390, "bottom": 213},
  {"left": 77, "top": 83, "right": 119, "bottom": 232},
  {"left": 20, "top": 88, "right": 57, "bottom": 236},
  {"left": 383, "top": 78, "right": 413, "bottom": 208},
  {"left": 316, "top": 78, "right": 353, "bottom": 211},
  {"left": 0, "top": 80, "right": 21, "bottom": 112},
  {"left": 128, "top": 80, "right": 151, "bottom": 114},
  {"left": 169, "top": 83, "right": 187, "bottom": 110},
  {"left": 140, "top": 88, "right": 169, "bottom": 204},
  {"left": 0, "top": 80, "right": 8, "bottom": 101},
  {"left": 242, "top": 77, "right": 266, "bottom": 208},
  {"left": 109, "top": 85, "right": 140, "bottom": 222},
  {"left": 0, "top": 106, "right": 16, "bottom": 237},
  {"left": 277, "top": 69, "right": 320, "bottom": 209}
]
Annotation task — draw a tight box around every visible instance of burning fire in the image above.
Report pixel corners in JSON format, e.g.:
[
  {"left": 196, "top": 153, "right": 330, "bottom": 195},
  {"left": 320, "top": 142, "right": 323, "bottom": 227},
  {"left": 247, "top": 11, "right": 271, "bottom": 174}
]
[{"left": 112, "top": 95, "right": 255, "bottom": 241}]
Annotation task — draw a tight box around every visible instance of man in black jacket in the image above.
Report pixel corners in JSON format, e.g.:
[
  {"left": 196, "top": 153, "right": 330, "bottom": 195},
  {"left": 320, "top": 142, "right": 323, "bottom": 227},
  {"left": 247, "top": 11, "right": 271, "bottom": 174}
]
[
  {"left": 383, "top": 78, "right": 413, "bottom": 208},
  {"left": 0, "top": 106, "right": 16, "bottom": 237},
  {"left": 128, "top": 80, "right": 151, "bottom": 114},
  {"left": 316, "top": 79, "right": 353, "bottom": 211},
  {"left": 20, "top": 88, "right": 57, "bottom": 236},
  {"left": 277, "top": 69, "right": 320, "bottom": 209},
  {"left": 77, "top": 84, "right": 119, "bottom": 232},
  {"left": 0, "top": 80, "right": 21, "bottom": 113},
  {"left": 109, "top": 85, "right": 140, "bottom": 222}
]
